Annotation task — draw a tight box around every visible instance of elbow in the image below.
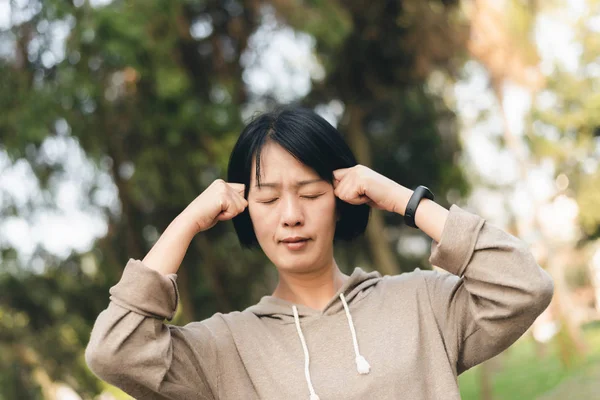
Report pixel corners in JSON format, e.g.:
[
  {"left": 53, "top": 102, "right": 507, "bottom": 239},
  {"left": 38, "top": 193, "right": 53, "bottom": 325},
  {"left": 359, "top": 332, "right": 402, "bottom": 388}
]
[
  {"left": 85, "top": 341, "right": 115, "bottom": 382},
  {"left": 516, "top": 259, "right": 555, "bottom": 317},
  {"left": 84, "top": 324, "right": 170, "bottom": 393},
  {"left": 532, "top": 269, "right": 554, "bottom": 314},
  {"left": 514, "top": 242, "right": 555, "bottom": 314},
  {"left": 85, "top": 334, "right": 129, "bottom": 383}
]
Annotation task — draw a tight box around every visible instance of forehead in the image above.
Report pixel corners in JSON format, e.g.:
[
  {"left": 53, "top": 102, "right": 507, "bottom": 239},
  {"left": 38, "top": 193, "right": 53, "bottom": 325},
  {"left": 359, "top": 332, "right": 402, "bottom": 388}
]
[{"left": 250, "top": 142, "right": 319, "bottom": 184}]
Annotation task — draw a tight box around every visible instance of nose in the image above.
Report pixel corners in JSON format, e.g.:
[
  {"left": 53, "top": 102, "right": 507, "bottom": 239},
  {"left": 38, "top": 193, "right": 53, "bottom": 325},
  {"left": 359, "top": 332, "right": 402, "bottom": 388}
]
[{"left": 281, "top": 195, "right": 304, "bottom": 227}]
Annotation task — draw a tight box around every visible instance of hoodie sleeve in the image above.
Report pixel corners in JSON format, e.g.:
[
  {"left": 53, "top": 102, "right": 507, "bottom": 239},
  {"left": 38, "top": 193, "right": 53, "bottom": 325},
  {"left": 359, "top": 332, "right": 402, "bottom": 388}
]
[
  {"left": 422, "top": 205, "right": 554, "bottom": 374},
  {"left": 85, "top": 259, "right": 219, "bottom": 399}
]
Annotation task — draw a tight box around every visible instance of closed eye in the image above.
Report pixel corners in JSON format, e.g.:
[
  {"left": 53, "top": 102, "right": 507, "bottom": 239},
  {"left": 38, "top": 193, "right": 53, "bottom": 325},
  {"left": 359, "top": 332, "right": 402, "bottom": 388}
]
[
  {"left": 260, "top": 198, "right": 278, "bottom": 204},
  {"left": 258, "top": 194, "right": 323, "bottom": 204}
]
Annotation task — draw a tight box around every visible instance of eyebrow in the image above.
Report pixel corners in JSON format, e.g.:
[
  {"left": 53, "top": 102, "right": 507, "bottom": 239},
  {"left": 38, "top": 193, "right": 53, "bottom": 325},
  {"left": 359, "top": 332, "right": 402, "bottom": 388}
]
[{"left": 254, "top": 178, "right": 324, "bottom": 189}]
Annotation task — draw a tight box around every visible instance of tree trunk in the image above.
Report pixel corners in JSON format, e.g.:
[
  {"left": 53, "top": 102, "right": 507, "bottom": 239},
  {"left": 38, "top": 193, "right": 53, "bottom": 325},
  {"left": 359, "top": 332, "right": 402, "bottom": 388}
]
[
  {"left": 345, "top": 104, "right": 400, "bottom": 275},
  {"left": 15, "top": 345, "right": 59, "bottom": 400},
  {"left": 479, "top": 360, "right": 494, "bottom": 400},
  {"left": 176, "top": 265, "right": 197, "bottom": 323},
  {"left": 195, "top": 234, "right": 233, "bottom": 312},
  {"left": 547, "top": 245, "right": 588, "bottom": 366}
]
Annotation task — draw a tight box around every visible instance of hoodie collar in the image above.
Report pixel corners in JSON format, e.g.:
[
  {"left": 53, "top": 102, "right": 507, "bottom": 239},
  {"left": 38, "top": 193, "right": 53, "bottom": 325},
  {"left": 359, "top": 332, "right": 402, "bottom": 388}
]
[
  {"left": 245, "top": 267, "right": 381, "bottom": 400},
  {"left": 245, "top": 267, "right": 382, "bottom": 321}
]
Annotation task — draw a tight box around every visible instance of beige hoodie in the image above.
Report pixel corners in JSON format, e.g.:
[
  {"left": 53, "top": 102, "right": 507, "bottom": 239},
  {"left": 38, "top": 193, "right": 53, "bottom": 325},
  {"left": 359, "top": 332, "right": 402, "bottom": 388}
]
[{"left": 85, "top": 205, "right": 554, "bottom": 400}]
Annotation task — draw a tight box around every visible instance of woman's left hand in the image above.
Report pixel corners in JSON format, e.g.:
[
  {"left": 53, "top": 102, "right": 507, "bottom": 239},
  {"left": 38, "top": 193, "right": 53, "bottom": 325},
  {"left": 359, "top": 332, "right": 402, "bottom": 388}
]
[{"left": 333, "top": 165, "right": 407, "bottom": 214}]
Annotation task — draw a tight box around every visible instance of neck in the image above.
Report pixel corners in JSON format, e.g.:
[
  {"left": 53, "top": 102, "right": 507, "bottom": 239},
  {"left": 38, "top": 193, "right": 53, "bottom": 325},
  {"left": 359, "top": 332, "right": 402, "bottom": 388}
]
[{"left": 272, "top": 258, "right": 349, "bottom": 311}]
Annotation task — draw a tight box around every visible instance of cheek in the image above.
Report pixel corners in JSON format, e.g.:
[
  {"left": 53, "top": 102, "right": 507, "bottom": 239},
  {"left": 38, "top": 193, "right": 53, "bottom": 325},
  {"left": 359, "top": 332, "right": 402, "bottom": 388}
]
[
  {"left": 248, "top": 205, "right": 273, "bottom": 239},
  {"left": 313, "top": 196, "right": 338, "bottom": 227}
]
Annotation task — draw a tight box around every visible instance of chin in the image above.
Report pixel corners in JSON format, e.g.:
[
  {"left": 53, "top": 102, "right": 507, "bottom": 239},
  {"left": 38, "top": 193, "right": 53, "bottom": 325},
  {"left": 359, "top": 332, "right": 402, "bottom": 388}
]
[{"left": 273, "top": 254, "right": 318, "bottom": 273}]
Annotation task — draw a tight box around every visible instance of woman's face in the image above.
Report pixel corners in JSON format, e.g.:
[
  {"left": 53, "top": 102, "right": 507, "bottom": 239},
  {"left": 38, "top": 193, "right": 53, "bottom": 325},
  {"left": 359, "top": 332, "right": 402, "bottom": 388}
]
[{"left": 247, "top": 142, "right": 338, "bottom": 273}]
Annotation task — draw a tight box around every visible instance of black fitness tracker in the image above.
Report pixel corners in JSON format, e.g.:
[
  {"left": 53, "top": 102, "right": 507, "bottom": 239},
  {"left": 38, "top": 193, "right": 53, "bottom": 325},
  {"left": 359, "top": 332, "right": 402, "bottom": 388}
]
[{"left": 404, "top": 185, "right": 434, "bottom": 229}]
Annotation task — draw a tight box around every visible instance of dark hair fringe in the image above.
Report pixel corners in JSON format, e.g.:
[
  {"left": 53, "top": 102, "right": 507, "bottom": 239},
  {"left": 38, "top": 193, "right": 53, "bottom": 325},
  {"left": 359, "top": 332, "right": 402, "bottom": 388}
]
[{"left": 227, "top": 105, "right": 370, "bottom": 248}]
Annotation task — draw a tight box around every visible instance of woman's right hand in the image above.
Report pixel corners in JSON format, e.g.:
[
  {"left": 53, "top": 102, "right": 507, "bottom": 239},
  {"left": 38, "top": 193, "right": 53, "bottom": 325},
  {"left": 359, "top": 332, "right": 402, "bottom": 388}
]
[{"left": 183, "top": 179, "right": 248, "bottom": 234}]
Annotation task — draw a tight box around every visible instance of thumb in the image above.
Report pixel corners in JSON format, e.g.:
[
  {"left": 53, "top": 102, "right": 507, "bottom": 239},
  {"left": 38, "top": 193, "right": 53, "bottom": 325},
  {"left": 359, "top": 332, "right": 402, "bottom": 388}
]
[
  {"left": 333, "top": 168, "right": 350, "bottom": 181},
  {"left": 217, "top": 209, "right": 238, "bottom": 221},
  {"left": 227, "top": 182, "right": 246, "bottom": 196}
]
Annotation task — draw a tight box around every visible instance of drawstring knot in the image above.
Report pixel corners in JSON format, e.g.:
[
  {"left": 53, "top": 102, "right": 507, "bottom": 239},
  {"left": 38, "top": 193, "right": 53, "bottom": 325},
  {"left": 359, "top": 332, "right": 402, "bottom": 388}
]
[
  {"left": 355, "top": 355, "right": 371, "bottom": 374},
  {"left": 340, "top": 293, "right": 371, "bottom": 375}
]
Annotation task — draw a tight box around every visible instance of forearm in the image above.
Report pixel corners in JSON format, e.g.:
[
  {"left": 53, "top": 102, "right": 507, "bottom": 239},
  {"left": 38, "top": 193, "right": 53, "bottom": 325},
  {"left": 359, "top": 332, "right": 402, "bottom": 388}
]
[
  {"left": 393, "top": 185, "right": 449, "bottom": 243},
  {"left": 86, "top": 259, "right": 210, "bottom": 397},
  {"left": 425, "top": 205, "right": 554, "bottom": 370},
  {"left": 142, "top": 213, "right": 197, "bottom": 275}
]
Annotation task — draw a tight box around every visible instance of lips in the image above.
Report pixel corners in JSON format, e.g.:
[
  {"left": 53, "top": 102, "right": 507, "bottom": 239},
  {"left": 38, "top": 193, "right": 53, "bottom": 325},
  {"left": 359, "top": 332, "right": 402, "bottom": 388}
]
[
  {"left": 281, "top": 237, "right": 309, "bottom": 243},
  {"left": 281, "top": 237, "right": 310, "bottom": 251}
]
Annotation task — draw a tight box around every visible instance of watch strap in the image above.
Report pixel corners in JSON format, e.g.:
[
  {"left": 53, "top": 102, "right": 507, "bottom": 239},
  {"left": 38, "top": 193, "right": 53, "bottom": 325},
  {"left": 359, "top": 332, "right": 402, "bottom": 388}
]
[{"left": 404, "top": 185, "right": 434, "bottom": 229}]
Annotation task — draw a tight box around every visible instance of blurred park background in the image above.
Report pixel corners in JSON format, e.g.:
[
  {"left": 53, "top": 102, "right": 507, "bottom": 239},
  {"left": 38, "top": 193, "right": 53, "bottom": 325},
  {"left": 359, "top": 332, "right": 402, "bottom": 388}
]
[{"left": 1, "top": 0, "right": 600, "bottom": 399}]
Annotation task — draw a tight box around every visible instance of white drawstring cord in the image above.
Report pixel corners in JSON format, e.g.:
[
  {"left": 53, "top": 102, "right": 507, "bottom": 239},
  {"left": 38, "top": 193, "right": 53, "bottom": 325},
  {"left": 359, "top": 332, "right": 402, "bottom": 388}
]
[
  {"left": 293, "top": 305, "right": 320, "bottom": 400},
  {"left": 340, "top": 293, "right": 371, "bottom": 374},
  {"left": 292, "top": 295, "right": 370, "bottom": 399}
]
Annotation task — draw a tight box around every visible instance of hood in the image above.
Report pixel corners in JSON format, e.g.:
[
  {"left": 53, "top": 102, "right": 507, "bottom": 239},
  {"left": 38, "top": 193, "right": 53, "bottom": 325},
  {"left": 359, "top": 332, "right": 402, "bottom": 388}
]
[
  {"left": 246, "top": 267, "right": 382, "bottom": 322},
  {"left": 245, "top": 267, "right": 382, "bottom": 399}
]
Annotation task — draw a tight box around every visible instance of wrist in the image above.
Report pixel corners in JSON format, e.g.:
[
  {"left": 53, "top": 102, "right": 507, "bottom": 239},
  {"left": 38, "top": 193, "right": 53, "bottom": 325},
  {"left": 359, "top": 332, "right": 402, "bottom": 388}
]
[
  {"left": 392, "top": 185, "right": 414, "bottom": 216},
  {"left": 172, "top": 212, "right": 200, "bottom": 240}
]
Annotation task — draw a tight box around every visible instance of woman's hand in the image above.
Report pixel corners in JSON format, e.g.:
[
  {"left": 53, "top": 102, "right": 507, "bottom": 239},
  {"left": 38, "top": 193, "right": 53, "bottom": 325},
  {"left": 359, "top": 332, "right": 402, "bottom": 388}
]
[
  {"left": 141, "top": 179, "right": 246, "bottom": 275},
  {"left": 182, "top": 179, "right": 248, "bottom": 234},
  {"left": 333, "top": 165, "right": 408, "bottom": 214}
]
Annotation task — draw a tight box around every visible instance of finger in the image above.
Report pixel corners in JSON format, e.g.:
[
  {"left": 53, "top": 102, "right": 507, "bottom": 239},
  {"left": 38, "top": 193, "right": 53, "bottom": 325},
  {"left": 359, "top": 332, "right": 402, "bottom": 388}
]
[
  {"left": 333, "top": 168, "right": 350, "bottom": 181},
  {"left": 334, "top": 177, "right": 370, "bottom": 205},
  {"left": 227, "top": 182, "right": 246, "bottom": 196},
  {"left": 231, "top": 192, "right": 248, "bottom": 212},
  {"left": 367, "top": 200, "right": 383, "bottom": 210},
  {"left": 217, "top": 211, "right": 235, "bottom": 221},
  {"left": 334, "top": 177, "right": 355, "bottom": 200},
  {"left": 217, "top": 199, "right": 244, "bottom": 220},
  {"left": 217, "top": 198, "right": 242, "bottom": 221},
  {"left": 232, "top": 188, "right": 248, "bottom": 206},
  {"left": 333, "top": 181, "right": 349, "bottom": 200},
  {"left": 339, "top": 193, "right": 371, "bottom": 205},
  {"left": 224, "top": 194, "right": 243, "bottom": 218},
  {"left": 348, "top": 195, "right": 370, "bottom": 205},
  {"left": 335, "top": 186, "right": 355, "bottom": 204}
]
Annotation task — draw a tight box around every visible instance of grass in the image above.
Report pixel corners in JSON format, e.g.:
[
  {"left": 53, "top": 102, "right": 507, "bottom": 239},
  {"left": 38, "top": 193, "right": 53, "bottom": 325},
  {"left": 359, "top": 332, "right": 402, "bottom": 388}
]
[{"left": 459, "top": 321, "right": 600, "bottom": 400}]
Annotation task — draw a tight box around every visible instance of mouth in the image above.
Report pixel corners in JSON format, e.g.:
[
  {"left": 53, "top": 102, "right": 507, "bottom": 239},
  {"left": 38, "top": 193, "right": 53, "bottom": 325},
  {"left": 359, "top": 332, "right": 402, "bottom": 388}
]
[{"left": 280, "top": 237, "right": 310, "bottom": 250}]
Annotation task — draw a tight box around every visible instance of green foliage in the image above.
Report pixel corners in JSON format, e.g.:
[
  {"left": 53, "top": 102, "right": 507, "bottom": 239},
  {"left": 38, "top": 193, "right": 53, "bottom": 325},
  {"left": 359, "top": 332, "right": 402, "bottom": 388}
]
[
  {"left": 459, "top": 323, "right": 600, "bottom": 399},
  {"left": 578, "top": 171, "right": 600, "bottom": 236},
  {"left": 505, "top": 0, "right": 541, "bottom": 66},
  {"left": 0, "top": 0, "right": 470, "bottom": 397},
  {"left": 527, "top": 1, "right": 600, "bottom": 240}
]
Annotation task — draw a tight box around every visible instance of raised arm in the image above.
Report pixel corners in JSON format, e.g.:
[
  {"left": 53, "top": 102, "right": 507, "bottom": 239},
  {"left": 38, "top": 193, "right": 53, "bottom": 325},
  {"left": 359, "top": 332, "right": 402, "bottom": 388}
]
[
  {"left": 85, "top": 180, "right": 248, "bottom": 398},
  {"left": 85, "top": 259, "right": 219, "bottom": 398},
  {"left": 332, "top": 165, "right": 554, "bottom": 373},
  {"left": 421, "top": 205, "right": 554, "bottom": 373}
]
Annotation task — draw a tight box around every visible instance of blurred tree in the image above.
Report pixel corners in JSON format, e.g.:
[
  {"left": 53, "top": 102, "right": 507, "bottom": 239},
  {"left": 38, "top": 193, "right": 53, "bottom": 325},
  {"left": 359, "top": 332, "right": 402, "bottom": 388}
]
[
  {"left": 466, "top": 0, "right": 598, "bottom": 373},
  {"left": 0, "top": 0, "right": 470, "bottom": 397},
  {"left": 460, "top": 0, "right": 547, "bottom": 395},
  {"left": 529, "top": 0, "right": 600, "bottom": 240},
  {"left": 273, "top": 0, "right": 470, "bottom": 275},
  {"left": 461, "top": 0, "right": 590, "bottom": 393},
  {"left": 526, "top": 0, "right": 600, "bottom": 365}
]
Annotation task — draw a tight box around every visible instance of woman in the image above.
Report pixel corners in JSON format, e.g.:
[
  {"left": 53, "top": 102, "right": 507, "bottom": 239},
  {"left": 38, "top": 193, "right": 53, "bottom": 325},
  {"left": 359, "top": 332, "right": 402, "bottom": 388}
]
[{"left": 85, "top": 107, "right": 554, "bottom": 400}]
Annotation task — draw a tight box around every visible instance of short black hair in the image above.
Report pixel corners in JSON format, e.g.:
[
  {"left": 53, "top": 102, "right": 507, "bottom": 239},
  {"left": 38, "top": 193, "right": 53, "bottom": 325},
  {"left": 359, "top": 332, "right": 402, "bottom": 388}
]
[{"left": 227, "top": 106, "right": 370, "bottom": 248}]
